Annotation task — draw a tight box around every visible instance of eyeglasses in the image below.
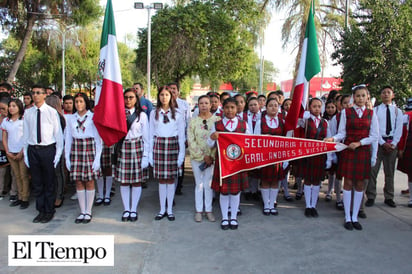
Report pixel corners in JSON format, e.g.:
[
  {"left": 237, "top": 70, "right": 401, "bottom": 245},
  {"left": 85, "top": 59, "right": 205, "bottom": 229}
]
[
  {"left": 32, "top": 91, "right": 45, "bottom": 95},
  {"left": 203, "top": 119, "right": 208, "bottom": 130},
  {"left": 124, "top": 96, "right": 135, "bottom": 100},
  {"left": 351, "top": 84, "right": 367, "bottom": 91}
]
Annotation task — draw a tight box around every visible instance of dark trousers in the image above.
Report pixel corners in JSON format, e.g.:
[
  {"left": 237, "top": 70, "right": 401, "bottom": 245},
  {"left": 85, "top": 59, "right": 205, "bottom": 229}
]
[{"left": 28, "top": 145, "right": 56, "bottom": 214}]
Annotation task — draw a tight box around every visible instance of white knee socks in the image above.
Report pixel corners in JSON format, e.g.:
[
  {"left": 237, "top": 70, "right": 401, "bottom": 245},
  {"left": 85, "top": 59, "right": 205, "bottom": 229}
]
[
  {"left": 269, "top": 188, "right": 278, "bottom": 209},
  {"left": 159, "top": 184, "right": 167, "bottom": 214},
  {"left": 77, "top": 189, "right": 86, "bottom": 214},
  {"left": 96, "top": 178, "right": 104, "bottom": 199},
  {"left": 261, "top": 189, "right": 270, "bottom": 209},
  {"left": 343, "top": 190, "right": 352, "bottom": 222},
  {"left": 104, "top": 176, "right": 113, "bottom": 199},
  {"left": 220, "top": 194, "right": 229, "bottom": 220},
  {"left": 311, "top": 185, "right": 320, "bottom": 208},
  {"left": 229, "top": 193, "right": 240, "bottom": 220},
  {"left": 304, "top": 185, "right": 311, "bottom": 208},
  {"left": 351, "top": 191, "right": 363, "bottom": 222},
  {"left": 85, "top": 190, "right": 95, "bottom": 215},
  {"left": 166, "top": 184, "right": 175, "bottom": 214},
  {"left": 120, "top": 185, "right": 131, "bottom": 212},
  {"left": 131, "top": 186, "right": 142, "bottom": 212}
]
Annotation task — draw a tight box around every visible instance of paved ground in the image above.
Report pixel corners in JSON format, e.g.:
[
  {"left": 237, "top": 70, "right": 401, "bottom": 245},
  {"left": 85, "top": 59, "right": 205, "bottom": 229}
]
[{"left": 1, "top": 157, "right": 412, "bottom": 274}]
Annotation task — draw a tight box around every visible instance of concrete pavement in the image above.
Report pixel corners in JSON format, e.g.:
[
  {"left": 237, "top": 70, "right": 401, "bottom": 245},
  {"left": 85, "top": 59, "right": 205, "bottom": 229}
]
[{"left": 1, "top": 158, "right": 412, "bottom": 274}]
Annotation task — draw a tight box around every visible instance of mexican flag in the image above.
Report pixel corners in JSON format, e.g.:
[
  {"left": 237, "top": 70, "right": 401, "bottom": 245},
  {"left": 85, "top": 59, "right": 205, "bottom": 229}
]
[
  {"left": 285, "top": 1, "right": 320, "bottom": 132},
  {"left": 93, "top": 0, "right": 127, "bottom": 146}
]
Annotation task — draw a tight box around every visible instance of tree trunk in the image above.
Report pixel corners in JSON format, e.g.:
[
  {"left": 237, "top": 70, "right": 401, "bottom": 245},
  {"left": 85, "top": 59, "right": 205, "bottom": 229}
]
[{"left": 6, "top": 15, "right": 36, "bottom": 83}]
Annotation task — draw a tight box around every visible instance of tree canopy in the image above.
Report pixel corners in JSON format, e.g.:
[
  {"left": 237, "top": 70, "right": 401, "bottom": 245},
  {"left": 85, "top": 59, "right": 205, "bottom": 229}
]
[
  {"left": 332, "top": 0, "right": 412, "bottom": 102},
  {"left": 135, "top": 0, "right": 268, "bottom": 87}
]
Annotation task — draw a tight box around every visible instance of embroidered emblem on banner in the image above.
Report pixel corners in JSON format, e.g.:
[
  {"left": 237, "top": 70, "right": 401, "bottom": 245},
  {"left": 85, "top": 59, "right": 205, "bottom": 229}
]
[{"left": 224, "top": 144, "right": 243, "bottom": 161}]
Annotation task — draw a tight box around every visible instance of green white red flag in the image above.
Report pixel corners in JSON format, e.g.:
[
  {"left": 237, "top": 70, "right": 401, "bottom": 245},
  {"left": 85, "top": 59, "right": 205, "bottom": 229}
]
[
  {"left": 93, "top": 0, "right": 127, "bottom": 146},
  {"left": 285, "top": 1, "right": 321, "bottom": 132}
]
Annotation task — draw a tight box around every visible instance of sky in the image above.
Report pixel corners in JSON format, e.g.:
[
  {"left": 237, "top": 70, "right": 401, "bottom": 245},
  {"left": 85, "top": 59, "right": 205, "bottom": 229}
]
[{"left": 105, "top": 0, "right": 341, "bottom": 82}]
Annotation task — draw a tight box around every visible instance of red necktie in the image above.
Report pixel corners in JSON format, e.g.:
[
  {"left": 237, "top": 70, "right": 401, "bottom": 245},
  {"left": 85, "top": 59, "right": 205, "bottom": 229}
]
[
  {"left": 270, "top": 118, "right": 277, "bottom": 127},
  {"left": 225, "top": 119, "right": 234, "bottom": 129}
]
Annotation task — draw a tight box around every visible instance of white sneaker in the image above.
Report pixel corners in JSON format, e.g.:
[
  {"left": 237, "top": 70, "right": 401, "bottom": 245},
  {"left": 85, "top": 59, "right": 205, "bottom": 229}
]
[{"left": 70, "top": 193, "right": 78, "bottom": 200}]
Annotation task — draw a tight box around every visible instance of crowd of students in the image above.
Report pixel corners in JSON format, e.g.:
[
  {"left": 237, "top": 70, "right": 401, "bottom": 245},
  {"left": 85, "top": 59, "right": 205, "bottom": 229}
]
[{"left": 0, "top": 81, "right": 411, "bottom": 232}]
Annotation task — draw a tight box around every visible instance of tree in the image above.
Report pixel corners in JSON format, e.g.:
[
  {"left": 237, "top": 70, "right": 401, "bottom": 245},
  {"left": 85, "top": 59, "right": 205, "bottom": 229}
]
[
  {"left": 0, "top": 0, "right": 101, "bottom": 83},
  {"left": 135, "top": 0, "right": 267, "bottom": 87},
  {"left": 332, "top": 0, "right": 412, "bottom": 102}
]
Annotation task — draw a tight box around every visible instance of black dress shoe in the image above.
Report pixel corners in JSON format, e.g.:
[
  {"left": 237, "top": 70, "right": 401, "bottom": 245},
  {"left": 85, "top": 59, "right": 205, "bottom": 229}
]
[
  {"left": 344, "top": 221, "right": 353, "bottom": 230},
  {"left": 94, "top": 198, "right": 103, "bottom": 206},
  {"left": 304, "top": 208, "right": 312, "bottom": 217},
  {"left": 10, "top": 200, "right": 22, "bottom": 207},
  {"left": 358, "top": 210, "right": 367, "bottom": 219},
  {"left": 19, "top": 201, "right": 29, "bottom": 209},
  {"left": 75, "top": 214, "right": 85, "bottom": 224},
  {"left": 352, "top": 221, "right": 363, "bottom": 230},
  {"left": 154, "top": 212, "right": 166, "bottom": 221},
  {"left": 129, "top": 212, "right": 138, "bottom": 222},
  {"left": 229, "top": 219, "right": 238, "bottom": 230},
  {"left": 33, "top": 213, "right": 45, "bottom": 223},
  {"left": 311, "top": 208, "right": 319, "bottom": 217},
  {"left": 263, "top": 208, "right": 270, "bottom": 216},
  {"left": 384, "top": 199, "right": 396, "bottom": 208},
  {"left": 103, "top": 198, "right": 111, "bottom": 206},
  {"left": 295, "top": 192, "right": 302, "bottom": 200},
  {"left": 284, "top": 195, "right": 293, "bottom": 202},
  {"left": 365, "top": 199, "right": 375, "bottom": 207},
  {"left": 82, "top": 214, "right": 92, "bottom": 224},
  {"left": 167, "top": 213, "right": 175, "bottom": 221},
  {"left": 121, "top": 211, "right": 130, "bottom": 222},
  {"left": 221, "top": 220, "right": 229, "bottom": 230},
  {"left": 41, "top": 213, "right": 54, "bottom": 223}
]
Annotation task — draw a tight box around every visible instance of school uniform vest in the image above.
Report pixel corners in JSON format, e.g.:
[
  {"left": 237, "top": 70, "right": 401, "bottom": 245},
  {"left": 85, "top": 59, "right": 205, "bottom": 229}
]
[
  {"left": 344, "top": 107, "right": 372, "bottom": 145},
  {"left": 261, "top": 116, "right": 284, "bottom": 136}
]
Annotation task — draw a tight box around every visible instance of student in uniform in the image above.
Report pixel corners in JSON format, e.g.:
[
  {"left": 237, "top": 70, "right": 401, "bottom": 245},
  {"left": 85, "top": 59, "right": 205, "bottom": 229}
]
[
  {"left": 65, "top": 93, "right": 102, "bottom": 224},
  {"left": 116, "top": 88, "right": 149, "bottom": 222},
  {"left": 208, "top": 97, "right": 251, "bottom": 230},
  {"left": 325, "top": 85, "right": 378, "bottom": 230},
  {"left": 323, "top": 100, "right": 338, "bottom": 202},
  {"left": 234, "top": 94, "right": 248, "bottom": 121},
  {"left": 150, "top": 86, "right": 185, "bottom": 221},
  {"left": 302, "top": 98, "right": 331, "bottom": 217},
  {"left": 254, "top": 98, "right": 285, "bottom": 215}
]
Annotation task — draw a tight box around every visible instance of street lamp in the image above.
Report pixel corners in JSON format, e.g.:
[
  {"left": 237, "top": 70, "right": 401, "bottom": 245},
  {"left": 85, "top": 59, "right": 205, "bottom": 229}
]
[
  {"left": 134, "top": 2, "right": 163, "bottom": 102},
  {"left": 47, "top": 24, "right": 81, "bottom": 96}
]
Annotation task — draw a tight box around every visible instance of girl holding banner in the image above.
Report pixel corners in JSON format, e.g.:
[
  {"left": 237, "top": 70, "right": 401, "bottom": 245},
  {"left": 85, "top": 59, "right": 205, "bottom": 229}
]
[
  {"left": 325, "top": 85, "right": 378, "bottom": 231},
  {"left": 208, "top": 98, "right": 251, "bottom": 230},
  {"left": 254, "top": 98, "right": 285, "bottom": 216},
  {"left": 149, "top": 86, "right": 185, "bottom": 222}
]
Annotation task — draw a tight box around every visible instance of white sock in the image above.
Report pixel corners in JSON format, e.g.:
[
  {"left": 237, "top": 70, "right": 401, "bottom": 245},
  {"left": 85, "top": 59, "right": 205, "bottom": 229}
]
[
  {"left": 281, "top": 178, "right": 290, "bottom": 196},
  {"left": 96, "top": 178, "right": 104, "bottom": 199},
  {"left": 351, "top": 191, "right": 363, "bottom": 222},
  {"left": 85, "top": 190, "right": 95, "bottom": 215},
  {"left": 219, "top": 194, "right": 229, "bottom": 220},
  {"left": 120, "top": 185, "right": 131, "bottom": 212},
  {"left": 304, "top": 185, "right": 312, "bottom": 208},
  {"left": 131, "top": 186, "right": 142, "bottom": 212},
  {"left": 261, "top": 189, "right": 270, "bottom": 209},
  {"left": 166, "top": 184, "right": 175, "bottom": 215},
  {"left": 77, "top": 190, "right": 86, "bottom": 214},
  {"left": 311, "top": 185, "right": 320, "bottom": 208},
  {"left": 104, "top": 176, "right": 113, "bottom": 198},
  {"left": 335, "top": 179, "right": 342, "bottom": 202},
  {"left": 229, "top": 193, "right": 240, "bottom": 220},
  {"left": 343, "top": 190, "right": 352, "bottom": 222},
  {"left": 409, "top": 182, "right": 412, "bottom": 202},
  {"left": 269, "top": 188, "right": 279, "bottom": 209},
  {"left": 158, "top": 184, "right": 167, "bottom": 214},
  {"left": 327, "top": 174, "right": 335, "bottom": 195}
]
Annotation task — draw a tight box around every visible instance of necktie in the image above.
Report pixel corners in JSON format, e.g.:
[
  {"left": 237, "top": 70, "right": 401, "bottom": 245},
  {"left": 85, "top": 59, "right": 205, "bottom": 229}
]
[
  {"left": 225, "top": 119, "right": 234, "bottom": 129},
  {"left": 315, "top": 117, "right": 321, "bottom": 128},
  {"left": 270, "top": 118, "right": 277, "bottom": 127},
  {"left": 386, "top": 105, "right": 392, "bottom": 136},
  {"left": 126, "top": 109, "right": 131, "bottom": 117},
  {"left": 36, "top": 109, "right": 41, "bottom": 143},
  {"left": 356, "top": 107, "right": 364, "bottom": 118},
  {"left": 162, "top": 111, "right": 170, "bottom": 123}
]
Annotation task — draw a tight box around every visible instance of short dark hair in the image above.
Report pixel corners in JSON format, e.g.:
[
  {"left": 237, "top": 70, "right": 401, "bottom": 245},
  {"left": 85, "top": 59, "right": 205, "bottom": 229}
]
[
  {"left": 51, "top": 91, "right": 62, "bottom": 99},
  {"left": 31, "top": 84, "right": 46, "bottom": 93},
  {"left": 63, "top": 95, "right": 74, "bottom": 102},
  {"left": 0, "top": 82, "right": 12, "bottom": 91},
  {"left": 380, "top": 85, "right": 394, "bottom": 93},
  {"left": 133, "top": 82, "right": 143, "bottom": 90},
  {"left": 258, "top": 94, "right": 266, "bottom": 99},
  {"left": 168, "top": 82, "right": 179, "bottom": 91},
  {"left": 275, "top": 90, "right": 284, "bottom": 96},
  {"left": 222, "top": 97, "right": 237, "bottom": 107}
]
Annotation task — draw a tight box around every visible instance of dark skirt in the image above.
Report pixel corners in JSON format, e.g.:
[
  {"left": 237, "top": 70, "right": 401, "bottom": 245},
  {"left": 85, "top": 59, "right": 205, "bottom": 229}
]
[
  {"left": 211, "top": 155, "right": 248, "bottom": 195},
  {"left": 397, "top": 138, "right": 412, "bottom": 177},
  {"left": 70, "top": 138, "right": 99, "bottom": 181},
  {"left": 153, "top": 136, "right": 179, "bottom": 180},
  {"left": 115, "top": 137, "right": 143, "bottom": 185},
  {"left": 340, "top": 145, "right": 371, "bottom": 181},
  {"left": 302, "top": 154, "right": 326, "bottom": 182}
]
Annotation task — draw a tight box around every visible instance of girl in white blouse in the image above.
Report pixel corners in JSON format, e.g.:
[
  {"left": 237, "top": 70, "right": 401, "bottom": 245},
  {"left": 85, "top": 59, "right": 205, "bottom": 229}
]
[
  {"left": 116, "top": 88, "right": 149, "bottom": 222},
  {"left": 149, "top": 86, "right": 185, "bottom": 221},
  {"left": 65, "top": 93, "right": 102, "bottom": 224}
]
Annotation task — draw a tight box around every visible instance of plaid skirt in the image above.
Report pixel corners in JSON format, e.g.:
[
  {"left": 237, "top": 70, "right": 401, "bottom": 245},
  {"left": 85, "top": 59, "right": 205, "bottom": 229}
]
[
  {"left": 261, "top": 163, "right": 283, "bottom": 182},
  {"left": 340, "top": 145, "right": 371, "bottom": 180},
  {"left": 302, "top": 154, "right": 326, "bottom": 182},
  {"left": 153, "top": 136, "right": 179, "bottom": 180},
  {"left": 70, "top": 138, "right": 99, "bottom": 181},
  {"left": 291, "top": 159, "right": 305, "bottom": 178},
  {"left": 397, "top": 141, "right": 412, "bottom": 177},
  {"left": 115, "top": 138, "right": 143, "bottom": 185},
  {"left": 101, "top": 144, "right": 112, "bottom": 169},
  {"left": 211, "top": 156, "right": 248, "bottom": 194}
]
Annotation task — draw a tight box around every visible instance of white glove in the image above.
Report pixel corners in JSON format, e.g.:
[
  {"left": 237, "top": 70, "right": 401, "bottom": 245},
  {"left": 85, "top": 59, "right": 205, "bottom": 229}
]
[
  {"left": 92, "top": 160, "right": 101, "bottom": 172},
  {"left": 24, "top": 155, "right": 30, "bottom": 168},
  {"left": 141, "top": 156, "right": 149, "bottom": 169},
  {"left": 297, "top": 118, "right": 305, "bottom": 128},
  {"left": 325, "top": 160, "right": 332, "bottom": 169},
  {"left": 303, "top": 111, "right": 311, "bottom": 120},
  {"left": 282, "top": 161, "right": 289, "bottom": 170},
  {"left": 53, "top": 155, "right": 60, "bottom": 168},
  {"left": 66, "top": 160, "right": 71, "bottom": 172}
]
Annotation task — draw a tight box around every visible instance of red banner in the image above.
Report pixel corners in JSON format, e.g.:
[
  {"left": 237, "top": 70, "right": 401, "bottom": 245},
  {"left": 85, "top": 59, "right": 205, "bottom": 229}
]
[{"left": 217, "top": 133, "right": 346, "bottom": 180}]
